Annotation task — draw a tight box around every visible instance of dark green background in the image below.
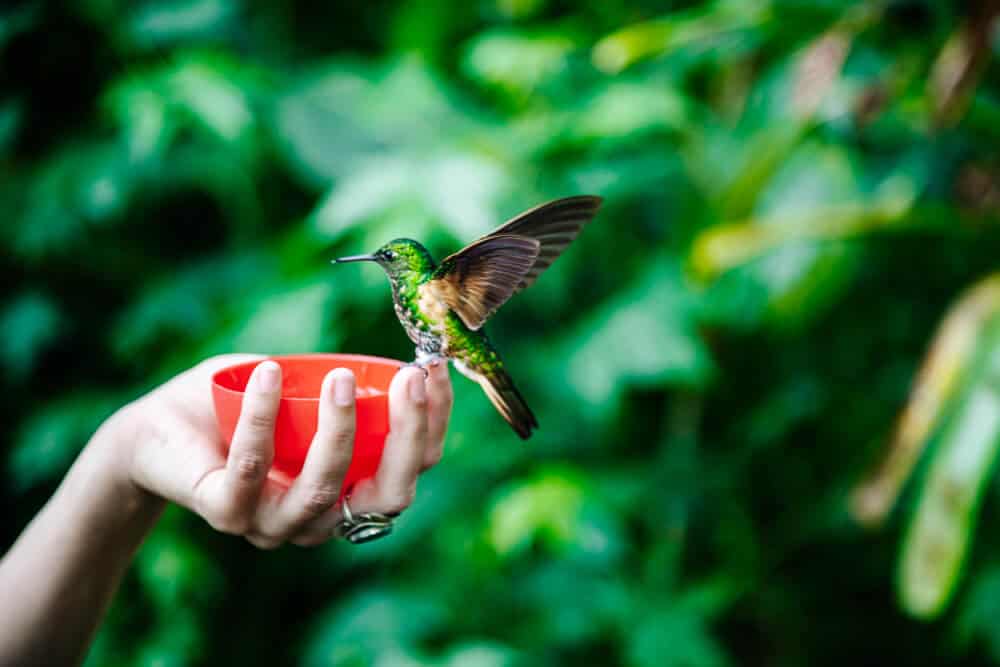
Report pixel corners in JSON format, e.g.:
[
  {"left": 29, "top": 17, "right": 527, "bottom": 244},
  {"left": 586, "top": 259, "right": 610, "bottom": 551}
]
[{"left": 4, "top": 1, "right": 1000, "bottom": 665}]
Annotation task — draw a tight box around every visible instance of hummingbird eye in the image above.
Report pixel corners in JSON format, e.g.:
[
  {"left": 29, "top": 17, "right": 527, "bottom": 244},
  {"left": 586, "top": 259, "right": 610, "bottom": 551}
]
[{"left": 383, "top": 249, "right": 396, "bottom": 261}]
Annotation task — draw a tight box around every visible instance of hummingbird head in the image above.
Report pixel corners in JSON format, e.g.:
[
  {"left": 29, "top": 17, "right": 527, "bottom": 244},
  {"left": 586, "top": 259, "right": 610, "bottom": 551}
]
[{"left": 334, "top": 239, "right": 435, "bottom": 281}]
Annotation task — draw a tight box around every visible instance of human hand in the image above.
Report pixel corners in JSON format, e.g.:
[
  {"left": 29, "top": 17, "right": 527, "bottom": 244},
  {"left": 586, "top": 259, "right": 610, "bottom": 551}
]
[{"left": 108, "top": 355, "right": 452, "bottom": 548}]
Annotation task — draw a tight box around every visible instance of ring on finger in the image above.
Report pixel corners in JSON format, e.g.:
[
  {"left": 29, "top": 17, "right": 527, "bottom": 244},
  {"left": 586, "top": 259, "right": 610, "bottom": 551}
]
[{"left": 334, "top": 495, "right": 396, "bottom": 544}]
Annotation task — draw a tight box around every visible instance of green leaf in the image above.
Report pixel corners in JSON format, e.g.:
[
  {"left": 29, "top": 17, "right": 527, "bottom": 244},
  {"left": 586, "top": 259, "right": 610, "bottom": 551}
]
[
  {"left": 229, "top": 281, "right": 335, "bottom": 355},
  {"left": 898, "top": 321, "right": 1000, "bottom": 619},
  {"left": 573, "top": 82, "right": 689, "bottom": 141},
  {"left": 127, "top": 0, "right": 237, "bottom": 48},
  {"left": 303, "top": 591, "right": 447, "bottom": 667},
  {"left": 112, "top": 252, "right": 273, "bottom": 364},
  {"left": 438, "top": 643, "right": 521, "bottom": 667},
  {"left": 957, "top": 565, "right": 1000, "bottom": 662},
  {"left": 136, "top": 521, "right": 223, "bottom": 610},
  {"left": 627, "top": 606, "right": 731, "bottom": 667},
  {"left": 592, "top": 0, "right": 769, "bottom": 74},
  {"left": 560, "top": 260, "right": 713, "bottom": 408},
  {"left": 487, "top": 467, "right": 623, "bottom": 562},
  {"left": 0, "top": 292, "right": 61, "bottom": 382},
  {"left": 8, "top": 394, "right": 122, "bottom": 492},
  {"left": 462, "top": 29, "right": 575, "bottom": 103}
]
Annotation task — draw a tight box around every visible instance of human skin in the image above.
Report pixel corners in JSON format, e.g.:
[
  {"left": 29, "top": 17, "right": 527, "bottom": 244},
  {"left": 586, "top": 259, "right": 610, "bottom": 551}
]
[{"left": 0, "top": 354, "right": 453, "bottom": 666}]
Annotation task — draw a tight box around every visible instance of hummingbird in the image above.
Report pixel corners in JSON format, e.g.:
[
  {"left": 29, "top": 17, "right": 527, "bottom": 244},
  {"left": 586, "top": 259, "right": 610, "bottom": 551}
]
[{"left": 333, "top": 195, "right": 603, "bottom": 439}]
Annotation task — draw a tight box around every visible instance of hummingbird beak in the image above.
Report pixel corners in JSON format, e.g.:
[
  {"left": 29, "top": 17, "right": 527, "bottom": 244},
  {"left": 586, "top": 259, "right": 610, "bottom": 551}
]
[{"left": 332, "top": 254, "right": 378, "bottom": 264}]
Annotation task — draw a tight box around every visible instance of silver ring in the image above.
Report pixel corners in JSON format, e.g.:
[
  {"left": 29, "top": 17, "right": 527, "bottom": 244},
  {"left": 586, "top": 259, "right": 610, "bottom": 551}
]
[{"left": 334, "top": 495, "right": 395, "bottom": 544}]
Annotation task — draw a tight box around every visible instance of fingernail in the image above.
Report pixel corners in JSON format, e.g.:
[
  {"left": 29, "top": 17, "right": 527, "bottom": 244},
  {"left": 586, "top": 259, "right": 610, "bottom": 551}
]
[
  {"left": 259, "top": 362, "right": 280, "bottom": 392},
  {"left": 409, "top": 371, "right": 426, "bottom": 402},
  {"left": 334, "top": 370, "right": 354, "bottom": 406},
  {"left": 429, "top": 359, "right": 441, "bottom": 368}
]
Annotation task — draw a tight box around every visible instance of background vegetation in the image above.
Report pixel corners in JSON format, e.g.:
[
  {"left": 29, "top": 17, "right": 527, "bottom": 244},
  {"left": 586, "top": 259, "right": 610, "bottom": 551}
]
[{"left": 4, "top": 0, "right": 1000, "bottom": 664}]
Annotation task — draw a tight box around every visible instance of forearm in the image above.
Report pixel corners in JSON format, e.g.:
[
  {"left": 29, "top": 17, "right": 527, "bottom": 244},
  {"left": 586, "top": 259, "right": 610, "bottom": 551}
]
[{"left": 0, "top": 414, "right": 164, "bottom": 667}]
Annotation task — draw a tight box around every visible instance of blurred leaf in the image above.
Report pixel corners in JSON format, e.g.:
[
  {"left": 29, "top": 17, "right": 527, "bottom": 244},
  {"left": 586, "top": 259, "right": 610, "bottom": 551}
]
[
  {"left": 487, "top": 467, "right": 623, "bottom": 562},
  {"left": 169, "top": 57, "right": 254, "bottom": 142},
  {"left": 854, "top": 273, "right": 1000, "bottom": 526},
  {"left": 134, "top": 608, "right": 205, "bottom": 667},
  {"left": 136, "top": 519, "right": 223, "bottom": 610},
  {"left": 0, "top": 3, "right": 37, "bottom": 48},
  {"left": 8, "top": 142, "right": 133, "bottom": 259},
  {"left": 561, "top": 260, "right": 712, "bottom": 409},
  {"left": 438, "top": 642, "right": 521, "bottom": 667},
  {"left": 462, "top": 29, "right": 575, "bottom": 103},
  {"left": 229, "top": 281, "right": 335, "bottom": 354},
  {"left": 311, "top": 152, "right": 507, "bottom": 244},
  {"left": 0, "top": 100, "right": 20, "bottom": 156},
  {"left": 275, "top": 58, "right": 482, "bottom": 187},
  {"left": 8, "top": 394, "right": 122, "bottom": 492},
  {"left": 303, "top": 591, "right": 447, "bottom": 667},
  {"left": 126, "top": 0, "right": 237, "bottom": 48},
  {"left": 488, "top": 469, "right": 586, "bottom": 555},
  {"left": 898, "top": 321, "right": 1000, "bottom": 619},
  {"left": 927, "top": 9, "right": 1000, "bottom": 129},
  {"left": 626, "top": 605, "right": 730, "bottom": 667},
  {"left": 957, "top": 564, "right": 1000, "bottom": 662},
  {"left": 112, "top": 252, "right": 272, "bottom": 364},
  {"left": 691, "top": 170, "right": 918, "bottom": 280},
  {"left": 513, "top": 562, "right": 633, "bottom": 646},
  {"left": 0, "top": 292, "right": 61, "bottom": 382},
  {"left": 592, "top": 0, "right": 769, "bottom": 74},
  {"left": 573, "top": 82, "right": 689, "bottom": 140}
]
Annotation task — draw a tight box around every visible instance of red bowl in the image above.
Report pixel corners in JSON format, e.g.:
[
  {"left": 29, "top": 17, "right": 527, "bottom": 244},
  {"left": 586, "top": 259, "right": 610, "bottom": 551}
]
[{"left": 211, "top": 354, "right": 403, "bottom": 496}]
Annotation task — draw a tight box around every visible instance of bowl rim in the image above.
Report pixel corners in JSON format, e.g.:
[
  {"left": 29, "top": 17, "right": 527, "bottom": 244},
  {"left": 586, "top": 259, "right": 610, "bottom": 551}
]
[{"left": 211, "top": 353, "right": 404, "bottom": 403}]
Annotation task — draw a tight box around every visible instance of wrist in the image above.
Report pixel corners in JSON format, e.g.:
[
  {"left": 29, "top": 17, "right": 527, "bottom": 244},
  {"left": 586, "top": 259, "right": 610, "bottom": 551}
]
[{"left": 82, "top": 403, "right": 167, "bottom": 529}]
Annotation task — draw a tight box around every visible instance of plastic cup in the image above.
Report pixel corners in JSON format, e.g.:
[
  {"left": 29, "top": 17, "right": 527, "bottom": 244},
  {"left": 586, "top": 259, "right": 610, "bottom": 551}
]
[{"left": 211, "top": 354, "right": 403, "bottom": 496}]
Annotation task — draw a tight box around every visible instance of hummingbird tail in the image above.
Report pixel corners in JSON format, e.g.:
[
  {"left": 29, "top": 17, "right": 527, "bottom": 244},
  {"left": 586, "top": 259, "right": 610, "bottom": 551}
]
[{"left": 476, "top": 367, "right": 539, "bottom": 440}]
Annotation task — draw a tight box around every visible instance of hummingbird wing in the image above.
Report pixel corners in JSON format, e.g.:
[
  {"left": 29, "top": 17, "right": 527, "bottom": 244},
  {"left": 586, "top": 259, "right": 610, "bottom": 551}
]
[
  {"left": 483, "top": 195, "right": 602, "bottom": 294},
  {"left": 429, "top": 234, "right": 540, "bottom": 330}
]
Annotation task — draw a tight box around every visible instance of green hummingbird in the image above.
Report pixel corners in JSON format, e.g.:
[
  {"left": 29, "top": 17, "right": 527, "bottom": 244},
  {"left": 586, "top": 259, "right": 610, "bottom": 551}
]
[{"left": 333, "top": 195, "right": 603, "bottom": 439}]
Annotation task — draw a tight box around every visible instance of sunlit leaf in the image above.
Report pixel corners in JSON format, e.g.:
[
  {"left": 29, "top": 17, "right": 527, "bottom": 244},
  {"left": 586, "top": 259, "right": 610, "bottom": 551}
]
[
  {"left": 487, "top": 468, "right": 622, "bottom": 562},
  {"left": 853, "top": 273, "right": 1000, "bottom": 527},
  {"left": 462, "top": 29, "right": 575, "bottom": 103},
  {"left": 573, "top": 82, "right": 689, "bottom": 140},
  {"left": 898, "top": 323, "right": 1000, "bottom": 619},
  {"left": 592, "top": 0, "right": 769, "bottom": 74}
]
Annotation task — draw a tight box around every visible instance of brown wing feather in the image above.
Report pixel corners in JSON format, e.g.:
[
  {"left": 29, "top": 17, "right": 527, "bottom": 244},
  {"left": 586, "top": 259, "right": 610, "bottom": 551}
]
[
  {"left": 430, "top": 234, "right": 540, "bottom": 330},
  {"left": 485, "top": 195, "right": 602, "bottom": 293},
  {"left": 476, "top": 368, "right": 538, "bottom": 439}
]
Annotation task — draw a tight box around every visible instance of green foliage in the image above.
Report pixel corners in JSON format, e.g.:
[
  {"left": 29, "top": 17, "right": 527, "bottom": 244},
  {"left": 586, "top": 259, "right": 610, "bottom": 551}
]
[{"left": 5, "top": 1, "right": 1000, "bottom": 665}]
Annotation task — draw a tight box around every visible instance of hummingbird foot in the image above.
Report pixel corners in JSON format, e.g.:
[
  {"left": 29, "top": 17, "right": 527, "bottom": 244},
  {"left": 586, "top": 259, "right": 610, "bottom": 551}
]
[
  {"left": 414, "top": 349, "right": 446, "bottom": 367},
  {"left": 402, "top": 350, "right": 447, "bottom": 377}
]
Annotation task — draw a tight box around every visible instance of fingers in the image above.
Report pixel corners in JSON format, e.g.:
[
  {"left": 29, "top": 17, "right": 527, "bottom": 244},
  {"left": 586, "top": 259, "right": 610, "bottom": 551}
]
[
  {"left": 423, "top": 360, "right": 453, "bottom": 471},
  {"left": 367, "top": 366, "right": 429, "bottom": 513},
  {"left": 291, "top": 366, "right": 431, "bottom": 545},
  {"left": 182, "top": 362, "right": 448, "bottom": 549},
  {"left": 257, "top": 369, "right": 356, "bottom": 538},
  {"left": 193, "top": 361, "right": 281, "bottom": 533}
]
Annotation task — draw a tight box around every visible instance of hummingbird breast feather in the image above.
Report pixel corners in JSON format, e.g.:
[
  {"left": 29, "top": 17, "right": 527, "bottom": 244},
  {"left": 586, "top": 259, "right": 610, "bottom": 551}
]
[{"left": 417, "top": 283, "right": 451, "bottom": 324}]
